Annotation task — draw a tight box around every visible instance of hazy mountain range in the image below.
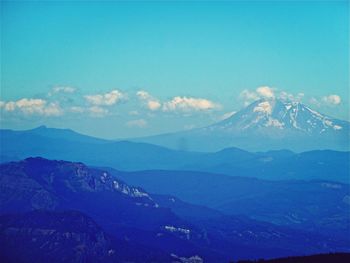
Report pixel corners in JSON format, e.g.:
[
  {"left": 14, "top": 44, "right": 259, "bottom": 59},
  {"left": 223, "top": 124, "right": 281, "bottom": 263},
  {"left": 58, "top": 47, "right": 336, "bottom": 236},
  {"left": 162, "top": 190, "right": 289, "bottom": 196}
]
[{"left": 1, "top": 124, "right": 348, "bottom": 183}]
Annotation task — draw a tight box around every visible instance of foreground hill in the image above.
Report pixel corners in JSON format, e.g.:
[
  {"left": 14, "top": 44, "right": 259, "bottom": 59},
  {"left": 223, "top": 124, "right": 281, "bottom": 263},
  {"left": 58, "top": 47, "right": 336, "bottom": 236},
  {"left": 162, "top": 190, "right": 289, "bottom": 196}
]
[
  {"left": 1, "top": 158, "right": 349, "bottom": 262},
  {"left": 0, "top": 210, "right": 116, "bottom": 263}
]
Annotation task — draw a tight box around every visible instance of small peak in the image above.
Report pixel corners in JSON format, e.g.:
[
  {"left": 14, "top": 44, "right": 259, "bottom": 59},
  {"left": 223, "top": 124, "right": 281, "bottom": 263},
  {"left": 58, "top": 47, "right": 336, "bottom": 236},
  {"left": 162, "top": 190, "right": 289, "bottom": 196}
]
[
  {"left": 24, "top": 156, "right": 46, "bottom": 161},
  {"left": 23, "top": 156, "right": 53, "bottom": 165},
  {"left": 33, "top": 125, "right": 48, "bottom": 130}
]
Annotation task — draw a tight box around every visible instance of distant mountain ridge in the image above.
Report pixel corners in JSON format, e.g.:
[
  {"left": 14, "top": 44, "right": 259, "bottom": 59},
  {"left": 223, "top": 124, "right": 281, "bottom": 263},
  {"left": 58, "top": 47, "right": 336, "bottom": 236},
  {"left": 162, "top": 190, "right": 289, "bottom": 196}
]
[
  {"left": 1, "top": 125, "right": 348, "bottom": 183},
  {"left": 133, "top": 98, "right": 350, "bottom": 152},
  {"left": 1, "top": 125, "right": 110, "bottom": 144},
  {"left": 111, "top": 167, "right": 350, "bottom": 240}
]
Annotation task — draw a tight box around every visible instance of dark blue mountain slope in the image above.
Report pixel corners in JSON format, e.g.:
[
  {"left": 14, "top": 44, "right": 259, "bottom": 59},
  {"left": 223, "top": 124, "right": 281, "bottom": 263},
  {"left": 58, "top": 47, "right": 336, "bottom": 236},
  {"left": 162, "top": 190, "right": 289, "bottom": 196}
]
[{"left": 1, "top": 158, "right": 349, "bottom": 261}]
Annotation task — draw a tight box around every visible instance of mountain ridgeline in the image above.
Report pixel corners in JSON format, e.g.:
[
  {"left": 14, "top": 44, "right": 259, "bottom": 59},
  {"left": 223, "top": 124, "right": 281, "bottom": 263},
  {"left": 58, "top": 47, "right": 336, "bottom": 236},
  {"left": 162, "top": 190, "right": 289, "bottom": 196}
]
[
  {"left": 0, "top": 123, "right": 349, "bottom": 183},
  {"left": 2, "top": 158, "right": 349, "bottom": 262}
]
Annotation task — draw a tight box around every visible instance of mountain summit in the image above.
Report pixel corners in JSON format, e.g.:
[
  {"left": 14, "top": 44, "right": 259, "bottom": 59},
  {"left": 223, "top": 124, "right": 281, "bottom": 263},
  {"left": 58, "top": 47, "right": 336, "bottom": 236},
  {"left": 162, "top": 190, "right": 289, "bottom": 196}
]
[
  {"left": 135, "top": 98, "right": 349, "bottom": 152},
  {"left": 210, "top": 98, "right": 347, "bottom": 135}
]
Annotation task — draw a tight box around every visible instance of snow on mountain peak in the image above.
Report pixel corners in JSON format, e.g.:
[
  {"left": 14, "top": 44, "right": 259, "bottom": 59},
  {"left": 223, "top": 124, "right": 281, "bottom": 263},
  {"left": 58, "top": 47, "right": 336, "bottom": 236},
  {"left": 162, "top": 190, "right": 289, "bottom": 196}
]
[{"left": 211, "top": 98, "right": 346, "bottom": 135}]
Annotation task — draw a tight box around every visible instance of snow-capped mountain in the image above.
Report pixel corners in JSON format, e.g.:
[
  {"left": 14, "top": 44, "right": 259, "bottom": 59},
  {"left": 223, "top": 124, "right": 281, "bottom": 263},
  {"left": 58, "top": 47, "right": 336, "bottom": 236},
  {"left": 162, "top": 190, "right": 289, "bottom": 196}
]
[
  {"left": 135, "top": 98, "right": 349, "bottom": 152},
  {"left": 208, "top": 98, "right": 347, "bottom": 136}
]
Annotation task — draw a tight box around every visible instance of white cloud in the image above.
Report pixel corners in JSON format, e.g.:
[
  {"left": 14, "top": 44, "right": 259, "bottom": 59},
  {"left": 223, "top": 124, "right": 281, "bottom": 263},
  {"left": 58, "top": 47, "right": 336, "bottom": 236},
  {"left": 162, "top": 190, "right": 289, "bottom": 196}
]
[
  {"left": 163, "top": 96, "right": 219, "bottom": 112},
  {"left": 0, "top": 98, "right": 62, "bottom": 116},
  {"left": 0, "top": 90, "right": 125, "bottom": 119},
  {"left": 147, "top": 100, "right": 161, "bottom": 111},
  {"left": 85, "top": 90, "right": 125, "bottom": 106},
  {"left": 4, "top": 101, "right": 16, "bottom": 111},
  {"left": 69, "top": 106, "right": 85, "bottom": 113},
  {"left": 240, "top": 89, "right": 259, "bottom": 105},
  {"left": 15, "top": 98, "right": 46, "bottom": 114},
  {"left": 240, "top": 86, "right": 274, "bottom": 106},
  {"left": 129, "top": 110, "right": 139, "bottom": 116},
  {"left": 68, "top": 105, "right": 109, "bottom": 117},
  {"left": 42, "top": 102, "right": 62, "bottom": 116},
  {"left": 253, "top": 101, "right": 272, "bottom": 114},
  {"left": 240, "top": 86, "right": 308, "bottom": 106},
  {"left": 136, "top": 90, "right": 161, "bottom": 111},
  {"left": 52, "top": 86, "right": 76, "bottom": 94},
  {"left": 309, "top": 94, "right": 341, "bottom": 107},
  {"left": 136, "top": 90, "right": 219, "bottom": 113},
  {"left": 48, "top": 86, "right": 76, "bottom": 97},
  {"left": 256, "top": 86, "right": 275, "bottom": 98},
  {"left": 322, "top": 94, "right": 341, "bottom": 105},
  {"left": 126, "top": 119, "right": 147, "bottom": 128},
  {"left": 136, "top": 90, "right": 151, "bottom": 100},
  {"left": 88, "top": 106, "right": 109, "bottom": 117},
  {"left": 279, "top": 91, "right": 304, "bottom": 102}
]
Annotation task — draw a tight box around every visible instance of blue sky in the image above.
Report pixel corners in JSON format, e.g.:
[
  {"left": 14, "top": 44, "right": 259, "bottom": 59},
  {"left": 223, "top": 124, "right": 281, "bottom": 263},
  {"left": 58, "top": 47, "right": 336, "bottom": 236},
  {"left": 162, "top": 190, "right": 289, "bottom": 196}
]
[{"left": 0, "top": 1, "right": 348, "bottom": 138}]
